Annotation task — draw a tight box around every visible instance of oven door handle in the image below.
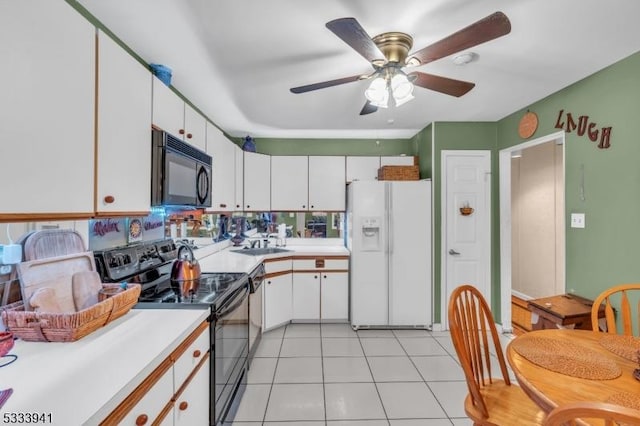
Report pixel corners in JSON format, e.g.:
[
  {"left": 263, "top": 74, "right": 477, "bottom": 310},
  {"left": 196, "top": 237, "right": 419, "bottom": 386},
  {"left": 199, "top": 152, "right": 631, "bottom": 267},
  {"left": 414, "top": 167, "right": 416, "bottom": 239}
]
[{"left": 215, "top": 289, "right": 248, "bottom": 320}]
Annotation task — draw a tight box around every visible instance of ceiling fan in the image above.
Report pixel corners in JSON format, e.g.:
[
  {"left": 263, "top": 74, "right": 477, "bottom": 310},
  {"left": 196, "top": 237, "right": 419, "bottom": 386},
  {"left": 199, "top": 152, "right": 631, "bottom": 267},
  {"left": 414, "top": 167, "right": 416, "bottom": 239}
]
[{"left": 290, "top": 12, "right": 511, "bottom": 115}]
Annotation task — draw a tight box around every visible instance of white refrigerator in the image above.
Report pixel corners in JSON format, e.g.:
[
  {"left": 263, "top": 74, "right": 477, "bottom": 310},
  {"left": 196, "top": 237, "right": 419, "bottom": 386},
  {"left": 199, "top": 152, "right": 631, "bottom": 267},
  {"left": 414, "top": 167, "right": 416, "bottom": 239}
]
[{"left": 347, "top": 180, "right": 432, "bottom": 329}]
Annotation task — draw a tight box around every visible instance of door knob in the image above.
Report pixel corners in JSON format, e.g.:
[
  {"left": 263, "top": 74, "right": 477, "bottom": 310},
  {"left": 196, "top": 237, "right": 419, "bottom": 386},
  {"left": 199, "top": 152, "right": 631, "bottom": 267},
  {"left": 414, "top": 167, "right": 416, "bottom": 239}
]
[{"left": 448, "top": 249, "right": 461, "bottom": 255}]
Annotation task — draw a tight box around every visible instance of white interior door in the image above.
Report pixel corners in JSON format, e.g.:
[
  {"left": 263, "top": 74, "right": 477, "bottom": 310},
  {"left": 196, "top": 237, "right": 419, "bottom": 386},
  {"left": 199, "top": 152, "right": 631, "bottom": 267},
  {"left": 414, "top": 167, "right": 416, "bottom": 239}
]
[{"left": 442, "top": 150, "right": 491, "bottom": 330}]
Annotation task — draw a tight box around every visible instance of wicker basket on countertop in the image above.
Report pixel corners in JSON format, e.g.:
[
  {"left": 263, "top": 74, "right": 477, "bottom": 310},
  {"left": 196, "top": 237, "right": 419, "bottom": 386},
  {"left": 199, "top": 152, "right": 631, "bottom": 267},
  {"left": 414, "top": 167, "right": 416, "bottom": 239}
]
[{"left": 1, "top": 284, "right": 140, "bottom": 342}]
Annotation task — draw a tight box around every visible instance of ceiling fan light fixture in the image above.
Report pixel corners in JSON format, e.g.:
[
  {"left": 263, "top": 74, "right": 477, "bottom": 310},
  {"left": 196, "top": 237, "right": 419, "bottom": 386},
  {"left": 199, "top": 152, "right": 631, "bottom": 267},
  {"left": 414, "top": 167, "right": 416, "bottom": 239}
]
[
  {"left": 365, "top": 77, "right": 389, "bottom": 106},
  {"left": 394, "top": 92, "right": 414, "bottom": 107},
  {"left": 369, "top": 90, "right": 389, "bottom": 108},
  {"left": 391, "top": 73, "right": 413, "bottom": 99}
]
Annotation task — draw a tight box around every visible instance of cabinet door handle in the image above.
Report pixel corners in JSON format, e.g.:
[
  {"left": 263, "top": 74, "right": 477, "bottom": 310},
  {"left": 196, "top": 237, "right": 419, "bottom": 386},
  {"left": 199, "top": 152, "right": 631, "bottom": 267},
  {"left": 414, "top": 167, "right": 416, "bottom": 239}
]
[
  {"left": 104, "top": 195, "right": 115, "bottom": 204},
  {"left": 302, "top": 205, "right": 306, "bottom": 209},
  {"left": 135, "top": 414, "right": 148, "bottom": 425},
  {"left": 267, "top": 280, "right": 271, "bottom": 285},
  {"left": 323, "top": 275, "right": 327, "bottom": 279},
  {"left": 187, "top": 133, "right": 192, "bottom": 139},
  {"left": 311, "top": 205, "right": 314, "bottom": 209},
  {"left": 193, "top": 349, "right": 201, "bottom": 358},
  {"left": 314, "top": 275, "right": 318, "bottom": 279},
  {"left": 179, "top": 401, "right": 189, "bottom": 411},
  {"left": 179, "top": 129, "right": 185, "bottom": 135}
]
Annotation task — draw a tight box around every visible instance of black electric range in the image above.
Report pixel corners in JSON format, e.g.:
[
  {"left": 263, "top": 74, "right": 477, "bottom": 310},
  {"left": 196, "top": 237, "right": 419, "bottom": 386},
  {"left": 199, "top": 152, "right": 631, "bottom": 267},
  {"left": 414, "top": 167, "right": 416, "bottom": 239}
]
[{"left": 94, "top": 240, "right": 250, "bottom": 426}]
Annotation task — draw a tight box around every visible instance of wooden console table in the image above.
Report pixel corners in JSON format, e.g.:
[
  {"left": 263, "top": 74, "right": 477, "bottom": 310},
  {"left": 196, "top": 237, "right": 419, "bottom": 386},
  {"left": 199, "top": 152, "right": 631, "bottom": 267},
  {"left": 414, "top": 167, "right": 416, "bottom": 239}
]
[{"left": 527, "top": 293, "right": 605, "bottom": 331}]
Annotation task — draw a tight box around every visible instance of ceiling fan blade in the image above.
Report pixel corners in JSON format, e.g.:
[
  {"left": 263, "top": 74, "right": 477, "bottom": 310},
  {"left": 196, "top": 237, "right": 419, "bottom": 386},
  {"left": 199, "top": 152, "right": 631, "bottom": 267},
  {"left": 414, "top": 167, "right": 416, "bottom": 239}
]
[
  {"left": 359, "top": 101, "right": 378, "bottom": 115},
  {"left": 408, "top": 11, "right": 511, "bottom": 66},
  {"left": 326, "top": 17, "right": 385, "bottom": 63},
  {"left": 410, "top": 72, "right": 475, "bottom": 97},
  {"left": 290, "top": 74, "right": 363, "bottom": 94}
]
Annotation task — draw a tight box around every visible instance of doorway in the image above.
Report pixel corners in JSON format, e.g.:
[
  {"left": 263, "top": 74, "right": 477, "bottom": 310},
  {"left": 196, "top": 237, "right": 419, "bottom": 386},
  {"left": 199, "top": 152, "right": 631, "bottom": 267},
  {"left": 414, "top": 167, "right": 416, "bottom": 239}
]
[
  {"left": 441, "top": 150, "right": 491, "bottom": 330},
  {"left": 499, "top": 131, "right": 566, "bottom": 329}
]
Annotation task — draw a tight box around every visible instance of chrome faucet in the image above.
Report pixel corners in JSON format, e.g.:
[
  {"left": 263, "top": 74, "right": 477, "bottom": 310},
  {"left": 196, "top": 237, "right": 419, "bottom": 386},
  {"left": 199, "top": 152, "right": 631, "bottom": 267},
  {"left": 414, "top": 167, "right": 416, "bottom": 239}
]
[{"left": 249, "top": 239, "right": 260, "bottom": 249}]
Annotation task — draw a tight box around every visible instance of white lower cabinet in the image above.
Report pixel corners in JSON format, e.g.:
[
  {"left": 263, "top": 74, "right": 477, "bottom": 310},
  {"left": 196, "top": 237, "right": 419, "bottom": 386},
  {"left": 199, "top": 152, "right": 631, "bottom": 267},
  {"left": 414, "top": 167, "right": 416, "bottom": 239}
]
[
  {"left": 120, "top": 365, "right": 174, "bottom": 425},
  {"left": 263, "top": 256, "right": 349, "bottom": 327},
  {"left": 103, "top": 322, "right": 210, "bottom": 426},
  {"left": 264, "top": 273, "right": 292, "bottom": 329},
  {"left": 174, "top": 354, "right": 210, "bottom": 426},
  {"left": 292, "top": 273, "right": 320, "bottom": 320},
  {"left": 320, "top": 272, "right": 349, "bottom": 321},
  {"left": 292, "top": 271, "right": 349, "bottom": 321}
]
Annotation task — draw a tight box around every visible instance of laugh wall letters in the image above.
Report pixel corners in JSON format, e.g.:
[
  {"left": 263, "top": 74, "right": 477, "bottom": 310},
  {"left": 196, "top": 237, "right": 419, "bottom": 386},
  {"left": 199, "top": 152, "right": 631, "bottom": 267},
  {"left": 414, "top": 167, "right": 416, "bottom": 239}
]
[{"left": 554, "top": 109, "right": 612, "bottom": 149}]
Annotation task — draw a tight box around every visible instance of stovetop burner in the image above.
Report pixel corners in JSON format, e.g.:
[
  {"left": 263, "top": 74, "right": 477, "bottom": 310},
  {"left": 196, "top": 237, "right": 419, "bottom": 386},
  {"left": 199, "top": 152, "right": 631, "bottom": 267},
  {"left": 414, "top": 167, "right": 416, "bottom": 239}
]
[{"left": 136, "top": 272, "right": 248, "bottom": 308}]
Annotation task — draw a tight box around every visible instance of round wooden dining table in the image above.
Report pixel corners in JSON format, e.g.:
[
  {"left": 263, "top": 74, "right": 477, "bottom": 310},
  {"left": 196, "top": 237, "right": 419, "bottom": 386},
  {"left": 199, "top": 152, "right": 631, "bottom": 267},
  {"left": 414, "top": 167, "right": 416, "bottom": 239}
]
[{"left": 507, "top": 329, "right": 640, "bottom": 414}]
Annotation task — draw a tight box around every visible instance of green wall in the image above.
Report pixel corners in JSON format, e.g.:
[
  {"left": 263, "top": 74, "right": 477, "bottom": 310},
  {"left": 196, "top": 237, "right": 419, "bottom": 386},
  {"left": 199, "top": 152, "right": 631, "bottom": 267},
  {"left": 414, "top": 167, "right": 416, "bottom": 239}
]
[
  {"left": 416, "top": 122, "right": 500, "bottom": 323},
  {"left": 412, "top": 124, "right": 433, "bottom": 178},
  {"left": 497, "top": 51, "right": 640, "bottom": 302},
  {"left": 246, "top": 137, "right": 414, "bottom": 156}
]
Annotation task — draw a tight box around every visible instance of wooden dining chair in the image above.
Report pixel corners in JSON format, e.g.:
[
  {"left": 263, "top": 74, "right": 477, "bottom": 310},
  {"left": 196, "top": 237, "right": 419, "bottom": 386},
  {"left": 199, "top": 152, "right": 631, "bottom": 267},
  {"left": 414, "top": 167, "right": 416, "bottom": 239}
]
[
  {"left": 543, "top": 401, "right": 640, "bottom": 426},
  {"left": 448, "top": 284, "right": 545, "bottom": 425},
  {"left": 591, "top": 283, "right": 640, "bottom": 335}
]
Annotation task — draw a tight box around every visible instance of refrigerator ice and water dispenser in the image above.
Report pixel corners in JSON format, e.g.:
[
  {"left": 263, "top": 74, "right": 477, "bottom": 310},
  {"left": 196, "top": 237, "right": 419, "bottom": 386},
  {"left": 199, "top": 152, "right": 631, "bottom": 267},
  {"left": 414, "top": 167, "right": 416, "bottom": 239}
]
[{"left": 361, "top": 217, "right": 381, "bottom": 251}]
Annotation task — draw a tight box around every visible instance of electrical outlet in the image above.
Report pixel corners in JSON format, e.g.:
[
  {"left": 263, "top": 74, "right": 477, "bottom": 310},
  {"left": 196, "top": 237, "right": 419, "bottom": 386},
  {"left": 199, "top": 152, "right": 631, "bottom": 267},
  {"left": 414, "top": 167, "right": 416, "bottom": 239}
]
[{"left": 571, "top": 213, "right": 585, "bottom": 229}]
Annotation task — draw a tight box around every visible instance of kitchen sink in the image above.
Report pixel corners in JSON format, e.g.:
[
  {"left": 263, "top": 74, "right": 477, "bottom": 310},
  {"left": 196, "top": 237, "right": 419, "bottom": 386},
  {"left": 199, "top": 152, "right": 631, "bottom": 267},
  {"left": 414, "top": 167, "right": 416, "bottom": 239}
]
[{"left": 231, "top": 247, "right": 291, "bottom": 256}]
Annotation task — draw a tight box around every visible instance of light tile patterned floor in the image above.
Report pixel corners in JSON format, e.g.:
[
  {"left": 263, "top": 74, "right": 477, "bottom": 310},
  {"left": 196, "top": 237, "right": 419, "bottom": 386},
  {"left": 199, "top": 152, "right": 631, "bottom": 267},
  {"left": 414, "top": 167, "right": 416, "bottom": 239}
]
[{"left": 225, "top": 323, "right": 514, "bottom": 426}]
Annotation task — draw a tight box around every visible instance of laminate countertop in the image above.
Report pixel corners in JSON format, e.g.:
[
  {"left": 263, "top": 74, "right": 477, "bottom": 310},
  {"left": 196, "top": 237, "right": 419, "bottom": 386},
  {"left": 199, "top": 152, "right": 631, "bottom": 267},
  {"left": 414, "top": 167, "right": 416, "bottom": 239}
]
[
  {"left": 0, "top": 308, "right": 209, "bottom": 425},
  {"left": 196, "top": 243, "right": 350, "bottom": 274}
]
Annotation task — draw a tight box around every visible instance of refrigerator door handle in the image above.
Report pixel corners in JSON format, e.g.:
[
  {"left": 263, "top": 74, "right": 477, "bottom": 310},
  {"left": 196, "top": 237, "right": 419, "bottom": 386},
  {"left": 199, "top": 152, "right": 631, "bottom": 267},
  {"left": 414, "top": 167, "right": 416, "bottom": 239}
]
[
  {"left": 386, "top": 182, "right": 392, "bottom": 325},
  {"left": 388, "top": 185, "right": 393, "bottom": 255}
]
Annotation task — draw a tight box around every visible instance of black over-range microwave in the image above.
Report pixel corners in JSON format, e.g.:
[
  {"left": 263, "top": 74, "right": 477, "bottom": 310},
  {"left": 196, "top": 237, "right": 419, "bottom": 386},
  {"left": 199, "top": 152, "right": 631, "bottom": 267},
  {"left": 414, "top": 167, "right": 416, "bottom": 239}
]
[{"left": 151, "top": 129, "right": 212, "bottom": 208}]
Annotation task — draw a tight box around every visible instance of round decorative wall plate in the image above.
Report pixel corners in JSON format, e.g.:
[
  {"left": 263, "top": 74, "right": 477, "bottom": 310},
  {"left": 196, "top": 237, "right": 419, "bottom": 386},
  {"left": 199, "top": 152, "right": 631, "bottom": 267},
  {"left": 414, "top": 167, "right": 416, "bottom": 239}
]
[{"left": 518, "top": 111, "right": 538, "bottom": 139}]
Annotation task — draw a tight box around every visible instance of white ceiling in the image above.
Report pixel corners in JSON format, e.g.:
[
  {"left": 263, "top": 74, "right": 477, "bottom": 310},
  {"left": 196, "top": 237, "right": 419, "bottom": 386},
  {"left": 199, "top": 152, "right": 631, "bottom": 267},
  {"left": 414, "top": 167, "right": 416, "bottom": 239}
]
[{"left": 77, "top": 0, "right": 640, "bottom": 139}]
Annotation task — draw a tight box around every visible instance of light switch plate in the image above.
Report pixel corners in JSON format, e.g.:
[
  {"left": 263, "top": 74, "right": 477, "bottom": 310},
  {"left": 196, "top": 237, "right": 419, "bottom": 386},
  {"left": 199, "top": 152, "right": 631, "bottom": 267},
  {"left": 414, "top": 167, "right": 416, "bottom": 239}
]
[{"left": 571, "top": 213, "right": 585, "bottom": 228}]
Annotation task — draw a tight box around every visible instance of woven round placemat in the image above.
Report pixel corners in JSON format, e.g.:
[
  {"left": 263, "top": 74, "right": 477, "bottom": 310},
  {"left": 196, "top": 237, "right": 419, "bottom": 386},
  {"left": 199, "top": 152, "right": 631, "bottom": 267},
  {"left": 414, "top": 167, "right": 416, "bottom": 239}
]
[
  {"left": 511, "top": 336, "right": 622, "bottom": 380},
  {"left": 606, "top": 392, "right": 640, "bottom": 411},
  {"left": 600, "top": 335, "right": 640, "bottom": 362}
]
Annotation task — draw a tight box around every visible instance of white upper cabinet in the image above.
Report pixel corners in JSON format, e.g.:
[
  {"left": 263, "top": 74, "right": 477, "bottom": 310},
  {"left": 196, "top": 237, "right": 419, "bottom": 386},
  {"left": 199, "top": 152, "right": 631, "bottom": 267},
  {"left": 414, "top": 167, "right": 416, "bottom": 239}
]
[
  {"left": 308, "top": 156, "right": 345, "bottom": 211},
  {"left": 271, "top": 156, "right": 308, "bottom": 211},
  {"left": 183, "top": 103, "right": 206, "bottom": 152},
  {"left": 207, "top": 122, "right": 235, "bottom": 212},
  {"left": 243, "top": 152, "right": 271, "bottom": 211},
  {"left": 234, "top": 145, "right": 244, "bottom": 210},
  {"left": 96, "top": 31, "right": 152, "bottom": 214},
  {"left": 152, "top": 77, "right": 184, "bottom": 136},
  {"left": 0, "top": 1, "right": 95, "bottom": 215},
  {"left": 152, "top": 77, "right": 206, "bottom": 151},
  {"left": 346, "top": 156, "right": 380, "bottom": 182},
  {"left": 381, "top": 155, "right": 416, "bottom": 166}
]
